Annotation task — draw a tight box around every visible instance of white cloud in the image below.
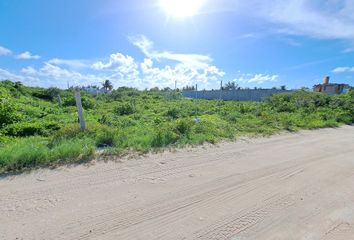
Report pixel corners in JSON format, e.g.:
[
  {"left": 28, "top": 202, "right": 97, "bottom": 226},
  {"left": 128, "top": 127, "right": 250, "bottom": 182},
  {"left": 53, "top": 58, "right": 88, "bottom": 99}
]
[
  {"left": 343, "top": 48, "right": 354, "bottom": 53},
  {"left": 0, "top": 46, "right": 12, "bottom": 56},
  {"left": 92, "top": 53, "right": 140, "bottom": 84},
  {"left": 130, "top": 35, "right": 213, "bottom": 68},
  {"left": 0, "top": 68, "right": 46, "bottom": 87},
  {"left": 219, "top": 0, "right": 354, "bottom": 42},
  {"left": 92, "top": 53, "right": 137, "bottom": 71},
  {"left": 130, "top": 35, "right": 154, "bottom": 57},
  {"left": 234, "top": 73, "right": 279, "bottom": 84},
  {"left": 20, "top": 63, "right": 104, "bottom": 88},
  {"left": 129, "top": 35, "right": 225, "bottom": 87},
  {"left": 16, "top": 51, "right": 41, "bottom": 60},
  {"left": 47, "top": 58, "right": 89, "bottom": 69},
  {"left": 2, "top": 35, "right": 225, "bottom": 89},
  {"left": 0, "top": 68, "right": 23, "bottom": 81},
  {"left": 140, "top": 58, "right": 224, "bottom": 88},
  {"left": 239, "top": 33, "right": 257, "bottom": 39},
  {"left": 332, "top": 66, "right": 354, "bottom": 73},
  {"left": 249, "top": 74, "right": 279, "bottom": 83},
  {"left": 21, "top": 66, "right": 38, "bottom": 75}
]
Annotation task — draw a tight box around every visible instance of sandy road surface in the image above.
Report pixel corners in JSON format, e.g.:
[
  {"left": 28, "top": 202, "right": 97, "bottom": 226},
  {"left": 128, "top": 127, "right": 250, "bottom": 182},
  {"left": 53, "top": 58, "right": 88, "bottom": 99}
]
[{"left": 1, "top": 126, "right": 354, "bottom": 240}]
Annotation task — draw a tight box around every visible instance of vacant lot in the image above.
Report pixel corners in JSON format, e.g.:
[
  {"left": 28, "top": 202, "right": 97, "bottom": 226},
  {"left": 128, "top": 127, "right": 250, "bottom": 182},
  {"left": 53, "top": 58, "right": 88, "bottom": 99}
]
[
  {"left": 1, "top": 126, "right": 353, "bottom": 239},
  {"left": 1, "top": 81, "right": 353, "bottom": 173}
]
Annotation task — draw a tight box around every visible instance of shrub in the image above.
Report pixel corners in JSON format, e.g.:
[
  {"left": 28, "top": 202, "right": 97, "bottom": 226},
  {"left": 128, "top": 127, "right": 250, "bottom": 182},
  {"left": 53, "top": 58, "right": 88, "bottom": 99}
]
[
  {"left": 63, "top": 95, "right": 95, "bottom": 109},
  {"left": 50, "top": 138, "right": 95, "bottom": 162},
  {"left": 0, "top": 97, "right": 21, "bottom": 127},
  {"left": 95, "top": 128, "right": 119, "bottom": 147},
  {"left": 175, "top": 119, "right": 194, "bottom": 136},
  {"left": 166, "top": 107, "right": 181, "bottom": 119},
  {"left": 4, "top": 121, "right": 60, "bottom": 137},
  {"left": 51, "top": 123, "right": 104, "bottom": 143},
  {"left": 114, "top": 102, "right": 137, "bottom": 116},
  {"left": 151, "top": 127, "right": 179, "bottom": 147},
  {"left": 31, "top": 87, "right": 61, "bottom": 101},
  {"left": 266, "top": 91, "right": 331, "bottom": 113}
]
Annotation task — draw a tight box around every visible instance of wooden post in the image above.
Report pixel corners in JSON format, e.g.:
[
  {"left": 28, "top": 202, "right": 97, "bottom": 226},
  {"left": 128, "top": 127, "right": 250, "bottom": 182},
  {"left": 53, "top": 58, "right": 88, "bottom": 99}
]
[
  {"left": 57, "top": 95, "right": 62, "bottom": 106},
  {"left": 75, "top": 89, "right": 86, "bottom": 131},
  {"left": 220, "top": 81, "right": 223, "bottom": 100},
  {"left": 195, "top": 84, "right": 198, "bottom": 99}
]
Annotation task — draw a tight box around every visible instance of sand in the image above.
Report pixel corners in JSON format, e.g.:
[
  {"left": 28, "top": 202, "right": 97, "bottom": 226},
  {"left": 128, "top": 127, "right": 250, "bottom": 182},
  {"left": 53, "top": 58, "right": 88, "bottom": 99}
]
[{"left": 1, "top": 126, "right": 354, "bottom": 240}]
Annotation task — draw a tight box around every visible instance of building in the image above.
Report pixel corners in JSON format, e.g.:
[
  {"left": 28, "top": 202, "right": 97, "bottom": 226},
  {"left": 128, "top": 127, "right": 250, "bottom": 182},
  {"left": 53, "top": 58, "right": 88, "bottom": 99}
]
[
  {"left": 313, "top": 76, "right": 349, "bottom": 94},
  {"left": 82, "top": 86, "right": 108, "bottom": 95}
]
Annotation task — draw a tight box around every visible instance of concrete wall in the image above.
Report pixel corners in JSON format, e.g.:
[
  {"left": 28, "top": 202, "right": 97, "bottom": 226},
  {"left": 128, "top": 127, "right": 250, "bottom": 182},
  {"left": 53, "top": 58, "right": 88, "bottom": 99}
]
[{"left": 182, "top": 89, "right": 293, "bottom": 101}]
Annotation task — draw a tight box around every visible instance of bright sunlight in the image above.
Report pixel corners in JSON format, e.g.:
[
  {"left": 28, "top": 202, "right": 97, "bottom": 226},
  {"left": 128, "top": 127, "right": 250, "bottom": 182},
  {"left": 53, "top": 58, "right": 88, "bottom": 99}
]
[{"left": 159, "top": 0, "right": 205, "bottom": 18}]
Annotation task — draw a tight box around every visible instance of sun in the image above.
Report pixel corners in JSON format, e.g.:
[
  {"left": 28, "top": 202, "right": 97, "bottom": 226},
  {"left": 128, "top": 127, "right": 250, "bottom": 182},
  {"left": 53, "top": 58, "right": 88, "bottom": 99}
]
[{"left": 159, "top": 0, "right": 205, "bottom": 18}]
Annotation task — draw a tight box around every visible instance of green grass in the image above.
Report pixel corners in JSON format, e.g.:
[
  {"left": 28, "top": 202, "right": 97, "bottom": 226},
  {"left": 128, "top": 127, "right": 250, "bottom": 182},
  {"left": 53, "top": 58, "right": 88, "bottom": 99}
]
[
  {"left": 0, "top": 80, "right": 353, "bottom": 173},
  {"left": 0, "top": 137, "right": 95, "bottom": 172}
]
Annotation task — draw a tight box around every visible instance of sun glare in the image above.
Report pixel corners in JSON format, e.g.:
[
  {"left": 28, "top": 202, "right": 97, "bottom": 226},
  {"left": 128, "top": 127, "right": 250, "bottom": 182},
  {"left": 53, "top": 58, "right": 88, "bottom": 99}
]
[{"left": 159, "top": 0, "right": 205, "bottom": 18}]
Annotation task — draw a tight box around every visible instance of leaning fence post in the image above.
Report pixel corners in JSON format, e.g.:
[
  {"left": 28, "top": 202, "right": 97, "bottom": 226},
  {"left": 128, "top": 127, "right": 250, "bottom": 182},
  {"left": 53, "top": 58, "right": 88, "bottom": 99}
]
[
  {"left": 220, "top": 80, "right": 223, "bottom": 100},
  {"left": 195, "top": 84, "right": 198, "bottom": 99},
  {"left": 75, "top": 89, "right": 86, "bottom": 131},
  {"left": 57, "top": 95, "right": 62, "bottom": 106}
]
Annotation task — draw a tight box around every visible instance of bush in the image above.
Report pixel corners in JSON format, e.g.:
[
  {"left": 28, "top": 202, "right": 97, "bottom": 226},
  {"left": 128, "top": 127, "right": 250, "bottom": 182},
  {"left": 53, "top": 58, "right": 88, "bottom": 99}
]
[
  {"left": 266, "top": 91, "right": 332, "bottom": 112},
  {"left": 31, "top": 87, "right": 61, "bottom": 101},
  {"left": 95, "top": 128, "right": 119, "bottom": 147},
  {"left": 50, "top": 138, "right": 95, "bottom": 162},
  {"left": 166, "top": 107, "right": 181, "bottom": 119},
  {"left": 151, "top": 127, "right": 179, "bottom": 147},
  {"left": 0, "top": 97, "right": 21, "bottom": 127},
  {"left": 4, "top": 121, "right": 60, "bottom": 137},
  {"left": 51, "top": 123, "right": 104, "bottom": 143},
  {"left": 114, "top": 102, "right": 136, "bottom": 116},
  {"left": 63, "top": 95, "right": 95, "bottom": 109},
  {"left": 175, "top": 119, "right": 194, "bottom": 136}
]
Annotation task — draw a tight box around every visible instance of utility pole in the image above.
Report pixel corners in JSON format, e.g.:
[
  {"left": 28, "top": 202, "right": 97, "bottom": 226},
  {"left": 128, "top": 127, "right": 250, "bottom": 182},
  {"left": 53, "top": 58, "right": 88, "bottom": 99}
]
[
  {"left": 175, "top": 80, "right": 177, "bottom": 91},
  {"left": 75, "top": 89, "right": 86, "bottom": 131}
]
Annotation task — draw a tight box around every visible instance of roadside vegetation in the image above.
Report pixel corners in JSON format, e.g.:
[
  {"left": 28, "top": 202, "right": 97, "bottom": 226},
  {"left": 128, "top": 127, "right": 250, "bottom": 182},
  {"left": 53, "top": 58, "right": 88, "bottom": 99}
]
[{"left": 0, "top": 80, "right": 353, "bottom": 173}]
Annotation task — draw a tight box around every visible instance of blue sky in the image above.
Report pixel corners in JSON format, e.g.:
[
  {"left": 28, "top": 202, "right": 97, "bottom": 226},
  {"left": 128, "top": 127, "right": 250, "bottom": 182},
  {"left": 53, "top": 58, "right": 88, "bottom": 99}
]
[{"left": 0, "top": 0, "right": 354, "bottom": 90}]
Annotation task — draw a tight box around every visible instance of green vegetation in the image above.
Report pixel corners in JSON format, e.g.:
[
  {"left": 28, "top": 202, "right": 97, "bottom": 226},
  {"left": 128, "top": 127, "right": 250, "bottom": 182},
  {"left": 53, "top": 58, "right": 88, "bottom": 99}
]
[{"left": 0, "top": 80, "right": 353, "bottom": 173}]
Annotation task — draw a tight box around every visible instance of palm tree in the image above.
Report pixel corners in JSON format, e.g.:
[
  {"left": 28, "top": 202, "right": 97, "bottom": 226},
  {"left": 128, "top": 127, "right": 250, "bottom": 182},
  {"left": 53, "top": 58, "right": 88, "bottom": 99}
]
[{"left": 102, "top": 80, "right": 113, "bottom": 92}]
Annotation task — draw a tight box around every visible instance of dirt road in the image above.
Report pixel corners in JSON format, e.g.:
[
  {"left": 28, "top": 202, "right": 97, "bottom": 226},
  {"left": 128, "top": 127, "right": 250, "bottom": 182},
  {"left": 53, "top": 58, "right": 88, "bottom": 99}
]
[{"left": 1, "top": 126, "right": 354, "bottom": 240}]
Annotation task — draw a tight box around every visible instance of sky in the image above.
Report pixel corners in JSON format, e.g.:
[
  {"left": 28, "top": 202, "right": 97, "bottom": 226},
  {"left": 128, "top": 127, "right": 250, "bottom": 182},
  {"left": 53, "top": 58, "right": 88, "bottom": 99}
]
[{"left": 0, "top": 0, "right": 354, "bottom": 90}]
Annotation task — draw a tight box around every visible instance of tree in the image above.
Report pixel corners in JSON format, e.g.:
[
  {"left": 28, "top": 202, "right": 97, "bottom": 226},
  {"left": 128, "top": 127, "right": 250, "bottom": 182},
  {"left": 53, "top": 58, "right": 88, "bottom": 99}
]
[
  {"left": 182, "top": 85, "right": 196, "bottom": 91},
  {"left": 102, "top": 80, "right": 113, "bottom": 92},
  {"left": 222, "top": 81, "right": 239, "bottom": 90},
  {"left": 45, "top": 87, "right": 61, "bottom": 100},
  {"left": 280, "top": 85, "right": 287, "bottom": 90},
  {"left": 14, "top": 81, "right": 23, "bottom": 90}
]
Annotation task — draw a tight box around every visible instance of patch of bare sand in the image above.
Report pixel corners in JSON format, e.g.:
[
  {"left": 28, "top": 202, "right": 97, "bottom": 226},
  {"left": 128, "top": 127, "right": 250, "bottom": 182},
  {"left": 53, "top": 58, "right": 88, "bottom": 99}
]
[{"left": 1, "top": 126, "right": 354, "bottom": 240}]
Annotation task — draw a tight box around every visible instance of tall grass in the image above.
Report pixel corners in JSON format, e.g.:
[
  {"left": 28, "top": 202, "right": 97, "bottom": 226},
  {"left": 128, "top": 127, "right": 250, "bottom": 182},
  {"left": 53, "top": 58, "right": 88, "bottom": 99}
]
[{"left": 0, "top": 137, "right": 95, "bottom": 172}]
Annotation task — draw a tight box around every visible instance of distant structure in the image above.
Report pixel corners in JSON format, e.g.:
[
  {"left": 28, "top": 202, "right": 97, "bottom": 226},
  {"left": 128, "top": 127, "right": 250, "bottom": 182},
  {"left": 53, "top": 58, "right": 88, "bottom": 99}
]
[
  {"left": 313, "top": 76, "right": 349, "bottom": 94},
  {"left": 82, "top": 86, "right": 108, "bottom": 95},
  {"left": 182, "top": 89, "right": 293, "bottom": 101}
]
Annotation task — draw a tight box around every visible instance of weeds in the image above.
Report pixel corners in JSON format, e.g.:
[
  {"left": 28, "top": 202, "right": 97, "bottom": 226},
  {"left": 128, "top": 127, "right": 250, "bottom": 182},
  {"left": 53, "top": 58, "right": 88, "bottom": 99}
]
[{"left": 0, "top": 81, "right": 353, "bottom": 173}]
